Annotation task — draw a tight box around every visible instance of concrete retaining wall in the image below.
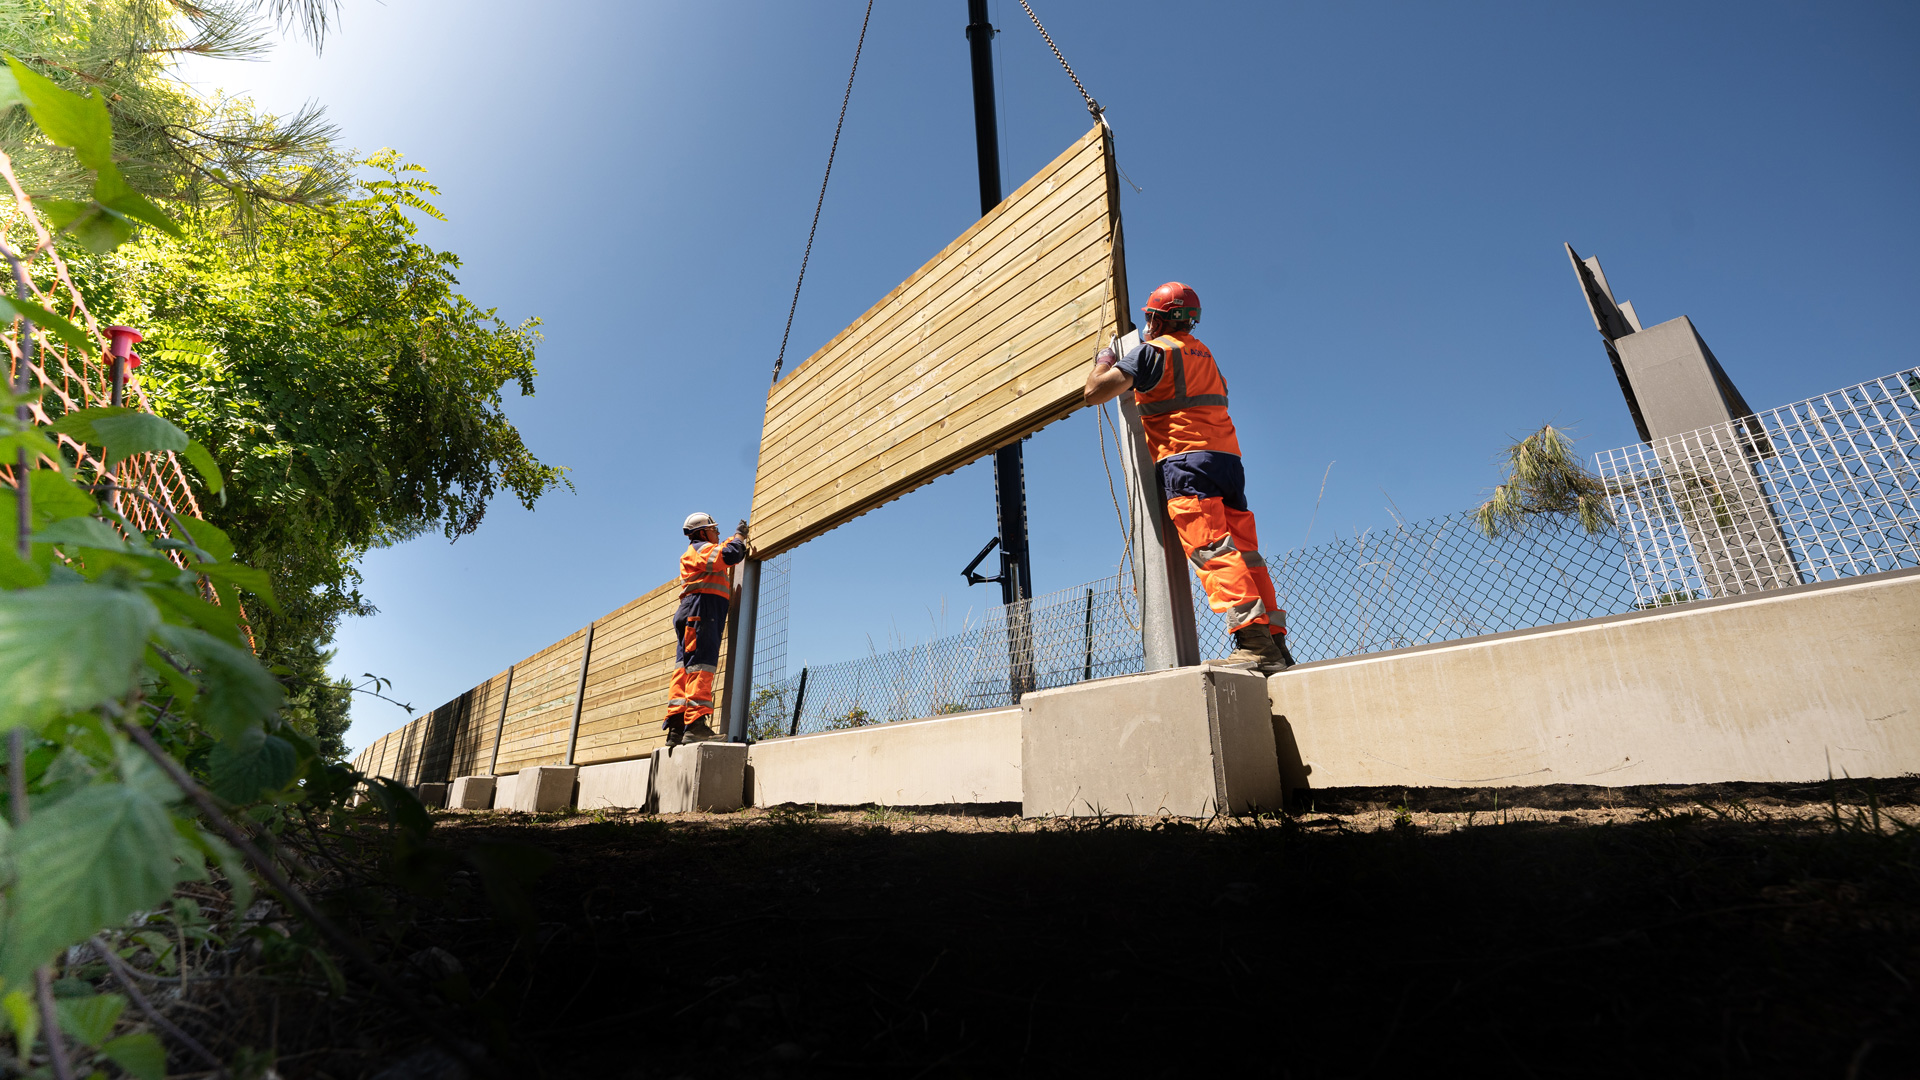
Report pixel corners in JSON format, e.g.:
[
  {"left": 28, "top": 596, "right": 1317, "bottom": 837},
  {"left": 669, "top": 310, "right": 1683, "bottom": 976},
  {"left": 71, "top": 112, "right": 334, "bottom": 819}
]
[
  {"left": 1268, "top": 567, "right": 1920, "bottom": 789},
  {"left": 747, "top": 707, "right": 1021, "bottom": 807}
]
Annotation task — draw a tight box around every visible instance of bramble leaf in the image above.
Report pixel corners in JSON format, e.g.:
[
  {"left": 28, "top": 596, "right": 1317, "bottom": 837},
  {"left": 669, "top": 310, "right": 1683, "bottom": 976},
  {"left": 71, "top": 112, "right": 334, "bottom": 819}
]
[
  {"left": 0, "top": 585, "right": 157, "bottom": 729},
  {"left": 210, "top": 728, "right": 297, "bottom": 802},
  {"left": 54, "top": 991, "right": 125, "bottom": 1047},
  {"left": 198, "top": 560, "right": 278, "bottom": 612},
  {"left": 102, "top": 1032, "right": 167, "bottom": 1080},
  {"left": 4, "top": 57, "right": 113, "bottom": 172},
  {"left": 0, "top": 782, "right": 184, "bottom": 990},
  {"left": 33, "top": 516, "right": 129, "bottom": 553},
  {"left": 153, "top": 624, "right": 281, "bottom": 741},
  {"left": 49, "top": 408, "right": 188, "bottom": 469},
  {"left": 180, "top": 440, "right": 224, "bottom": 499},
  {"left": 176, "top": 515, "right": 234, "bottom": 563},
  {"left": 0, "top": 295, "right": 94, "bottom": 353}
]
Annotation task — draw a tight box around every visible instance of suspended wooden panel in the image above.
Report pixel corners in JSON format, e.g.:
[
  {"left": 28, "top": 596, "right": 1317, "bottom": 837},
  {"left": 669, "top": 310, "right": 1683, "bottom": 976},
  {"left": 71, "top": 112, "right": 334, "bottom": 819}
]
[
  {"left": 751, "top": 123, "right": 1129, "bottom": 557},
  {"left": 490, "top": 628, "right": 589, "bottom": 775}
]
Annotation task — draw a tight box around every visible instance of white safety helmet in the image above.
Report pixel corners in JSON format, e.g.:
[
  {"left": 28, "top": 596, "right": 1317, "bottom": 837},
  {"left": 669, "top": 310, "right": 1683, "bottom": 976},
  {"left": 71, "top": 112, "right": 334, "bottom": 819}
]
[{"left": 682, "top": 511, "right": 717, "bottom": 535}]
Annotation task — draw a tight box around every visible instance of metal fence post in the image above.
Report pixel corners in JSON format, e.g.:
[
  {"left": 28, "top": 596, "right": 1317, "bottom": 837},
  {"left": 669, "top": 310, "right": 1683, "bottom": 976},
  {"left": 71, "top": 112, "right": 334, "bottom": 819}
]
[
  {"left": 788, "top": 666, "right": 809, "bottom": 737},
  {"left": 1083, "top": 587, "right": 1094, "bottom": 681},
  {"left": 563, "top": 623, "right": 595, "bottom": 766},
  {"left": 725, "top": 557, "right": 762, "bottom": 743}
]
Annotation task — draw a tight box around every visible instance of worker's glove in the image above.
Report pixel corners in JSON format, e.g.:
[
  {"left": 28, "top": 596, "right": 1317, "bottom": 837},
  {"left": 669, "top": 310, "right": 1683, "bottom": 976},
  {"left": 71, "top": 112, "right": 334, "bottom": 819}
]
[
  {"left": 735, "top": 519, "right": 751, "bottom": 540},
  {"left": 1094, "top": 346, "right": 1117, "bottom": 369}
]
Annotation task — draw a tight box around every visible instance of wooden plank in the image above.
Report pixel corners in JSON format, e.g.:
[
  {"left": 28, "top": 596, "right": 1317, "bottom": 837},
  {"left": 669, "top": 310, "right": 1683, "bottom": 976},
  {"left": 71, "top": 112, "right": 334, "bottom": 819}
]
[
  {"left": 757, "top": 229, "right": 1113, "bottom": 514},
  {"left": 751, "top": 124, "right": 1121, "bottom": 556},
  {"left": 758, "top": 144, "right": 1109, "bottom": 450},
  {"left": 493, "top": 629, "right": 588, "bottom": 774},
  {"left": 753, "top": 201, "right": 1112, "bottom": 498}
]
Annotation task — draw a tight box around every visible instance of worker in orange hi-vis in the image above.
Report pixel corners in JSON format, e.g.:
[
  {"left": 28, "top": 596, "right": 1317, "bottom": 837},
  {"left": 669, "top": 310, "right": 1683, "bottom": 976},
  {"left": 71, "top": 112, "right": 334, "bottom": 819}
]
[
  {"left": 1083, "top": 282, "right": 1295, "bottom": 672},
  {"left": 664, "top": 512, "right": 750, "bottom": 746}
]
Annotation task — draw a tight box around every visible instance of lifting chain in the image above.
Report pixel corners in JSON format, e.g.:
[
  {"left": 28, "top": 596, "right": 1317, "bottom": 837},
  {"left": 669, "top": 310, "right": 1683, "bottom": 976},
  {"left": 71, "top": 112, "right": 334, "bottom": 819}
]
[{"left": 1016, "top": 0, "right": 1103, "bottom": 123}]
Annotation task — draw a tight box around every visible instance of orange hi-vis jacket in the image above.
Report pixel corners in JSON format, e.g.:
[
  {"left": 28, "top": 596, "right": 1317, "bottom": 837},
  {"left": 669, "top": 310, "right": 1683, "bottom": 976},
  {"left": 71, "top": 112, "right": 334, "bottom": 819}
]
[
  {"left": 1134, "top": 331, "right": 1242, "bottom": 462},
  {"left": 679, "top": 541, "right": 734, "bottom": 599}
]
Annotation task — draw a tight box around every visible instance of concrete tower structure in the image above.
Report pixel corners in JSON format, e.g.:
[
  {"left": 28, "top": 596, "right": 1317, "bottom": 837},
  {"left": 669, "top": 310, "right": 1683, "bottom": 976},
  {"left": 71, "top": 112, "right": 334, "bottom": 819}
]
[{"left": 1567, "top": 245, "right": 1800, "bottom": 598}]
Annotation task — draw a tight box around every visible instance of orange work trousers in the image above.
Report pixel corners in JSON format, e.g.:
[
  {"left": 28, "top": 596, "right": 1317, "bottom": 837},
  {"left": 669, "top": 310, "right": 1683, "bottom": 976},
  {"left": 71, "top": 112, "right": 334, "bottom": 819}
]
[{"left": 1159, "top": 451, "right": 1277, "bottom": 634}]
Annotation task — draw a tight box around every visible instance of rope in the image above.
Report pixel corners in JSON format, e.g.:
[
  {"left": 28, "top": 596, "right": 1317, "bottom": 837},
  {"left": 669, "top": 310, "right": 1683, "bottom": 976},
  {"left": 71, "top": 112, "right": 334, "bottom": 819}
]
[
  {"left": 1095, "top": 399, "right": 1140, "bottom": 630},
  {"left": 770, "top": 0, "right": 874, "bottom": 385},
  {"left": 1016, "top": 0, "right": 1102, "bottom": 122}
]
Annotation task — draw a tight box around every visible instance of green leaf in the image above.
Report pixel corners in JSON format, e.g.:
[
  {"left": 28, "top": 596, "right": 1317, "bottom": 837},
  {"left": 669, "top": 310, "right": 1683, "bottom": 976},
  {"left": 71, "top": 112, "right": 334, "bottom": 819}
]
[
  {"left": 176, "top": 515, "right": 234, "bottom": 563},
  {"left": 0, "top": 585, "right": 157, "bottom": 730},
  {"left": 68, "top": 205, "right": 138, "bottom": 253},
  {"left": 95, "top": 168, "right": 181, "bottom": 240},
  {"left": 0, "top": 65, "right": 23, "bottom": 113},
  {"left": 101, "top": 1032, "right": 166, "bottom": 1080},
  {"left": 1, "top": 470, "right": 99, "bottom": 526},
  {"left": 4, "top": 58, "right": 114, "bottom": 172},
  {"left": 54, "top": 991, "right": 124, "bottom": 1047},
  {"left": 152, "top": 624, "right": 282, "bottom": 741},
  {"left": 0, "top": 547, "right": 47, "bottom": 588},
  {"left": 198, "top": 561, "right": 278, "bottom": 612},
  {"left": 0, "top": 295, "right": 94, "bottom": 354},
  {"left": 180, "top": 440, "right": 224, "bottom": 499},
  {"left": 144, "top": 584, "right": 242, "bottom": 646},
  {"left": 0, "top": 783, "right": 182, "bottom": 990},
  {"left": 32, "top": 516, "right": 129, "bottom": 553},
  {"left": 47, "top": 408, "right": 189, "bottom": 470},
  {"left": 0, "top": 988, "right": 35, "bottom": 1052},
  {"left": 209, "top": 728, "right": 297, "bottom": 802}
]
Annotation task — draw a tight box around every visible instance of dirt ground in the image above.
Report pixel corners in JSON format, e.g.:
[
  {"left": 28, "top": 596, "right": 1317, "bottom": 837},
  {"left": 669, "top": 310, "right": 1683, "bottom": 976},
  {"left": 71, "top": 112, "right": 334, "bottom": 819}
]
[{"left": 334, "top": 779, "right": 1920, "bottom": 1079}]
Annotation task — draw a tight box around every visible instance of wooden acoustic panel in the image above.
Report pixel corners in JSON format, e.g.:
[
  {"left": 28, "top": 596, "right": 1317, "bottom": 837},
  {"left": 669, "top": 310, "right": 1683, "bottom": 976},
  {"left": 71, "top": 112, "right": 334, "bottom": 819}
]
[{"left": 751, "top": 124, "right": 1127, "bottom": 557}]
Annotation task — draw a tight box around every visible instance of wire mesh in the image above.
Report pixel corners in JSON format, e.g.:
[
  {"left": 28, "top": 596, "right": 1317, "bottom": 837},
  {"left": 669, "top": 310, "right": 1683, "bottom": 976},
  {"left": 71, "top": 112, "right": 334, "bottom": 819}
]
[{"left": 1594, "top": 367, "right": 1920, "bottom": 605}]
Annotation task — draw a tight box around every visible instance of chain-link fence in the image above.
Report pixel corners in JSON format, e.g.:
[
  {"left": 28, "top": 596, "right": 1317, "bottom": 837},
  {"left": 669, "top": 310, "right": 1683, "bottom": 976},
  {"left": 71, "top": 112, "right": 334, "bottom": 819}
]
[
  {"left": 747, "top": 508, "right": 1641, "bottom": 739},
  {"left": 746, "top": 366, "right": 1920, "bottom": 742},
  {"left": 1594, "top": 367, "right": 1920, "bottom": 606}
]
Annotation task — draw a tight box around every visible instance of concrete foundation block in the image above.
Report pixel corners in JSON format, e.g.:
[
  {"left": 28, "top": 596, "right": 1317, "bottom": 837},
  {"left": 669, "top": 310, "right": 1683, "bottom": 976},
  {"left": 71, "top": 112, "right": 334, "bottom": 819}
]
[
  {"left": 415, "top": 782, "right": 448, "bottom": 809},
  {"left": 507, "top": 765, "right": 579, "bottom": 813},
  {"left": 651, "top": 743, "right": 747, "bottom": 813},
  {"left": 448, "top": 775, "right": 496, "bottom": 810},
  {"left": 577, "top": 758, "right": 655, "bottom": 810},
  {"left": 1021, "top": 665, "right": 1284, "bottom": 818},
  {"left": 749, "top": 708, "right": 1021, "bottom": 808}
]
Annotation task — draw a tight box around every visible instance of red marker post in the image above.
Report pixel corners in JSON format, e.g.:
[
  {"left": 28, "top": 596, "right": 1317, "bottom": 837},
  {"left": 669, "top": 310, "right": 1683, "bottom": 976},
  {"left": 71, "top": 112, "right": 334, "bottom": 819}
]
[{"left": 105, "top": 325, "right": 141, "bottom": 408}]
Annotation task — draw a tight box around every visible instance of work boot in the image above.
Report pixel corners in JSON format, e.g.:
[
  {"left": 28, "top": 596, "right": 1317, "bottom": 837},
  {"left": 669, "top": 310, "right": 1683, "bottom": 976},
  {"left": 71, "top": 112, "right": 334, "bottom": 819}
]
[
  {"left": 683, "top": 717, "right": 719, "bottom": 743},
  {"left": 662, "top": 713, "right": 687, "bottom": 748},
  {"left": 1222, "top": 623, "right": 1291, "bottom": 674}
]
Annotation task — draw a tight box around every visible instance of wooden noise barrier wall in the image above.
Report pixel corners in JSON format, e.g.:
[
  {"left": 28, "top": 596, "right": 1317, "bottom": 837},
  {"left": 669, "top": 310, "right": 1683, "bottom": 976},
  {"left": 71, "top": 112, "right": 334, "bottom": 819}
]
[{"left": 354, "top": 124, "right": 1128, "bottom": 782}]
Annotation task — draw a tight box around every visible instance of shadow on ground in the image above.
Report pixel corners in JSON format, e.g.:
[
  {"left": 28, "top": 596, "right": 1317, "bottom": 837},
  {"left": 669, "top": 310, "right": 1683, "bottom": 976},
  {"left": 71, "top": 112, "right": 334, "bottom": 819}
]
[{"left": 398, "top": 780, "right": 1920, "bottom": 1079}]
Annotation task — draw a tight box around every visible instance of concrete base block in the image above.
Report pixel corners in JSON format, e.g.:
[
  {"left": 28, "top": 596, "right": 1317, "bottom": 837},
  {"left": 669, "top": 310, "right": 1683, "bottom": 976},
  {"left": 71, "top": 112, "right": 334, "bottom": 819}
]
[
  {"left": 415, "top": 782, "right": 448, "bottom": 809},
  {"left": 1021, "top": 665, "right": 1284, "bottom": 818},
  {"left": 506, "top": 765, "right": 579, "bottom": 813},
  {"left": 449, "top": 775, "right": 496, "bottom": 810},
  {"left": 651, "top": 743, "right": 746, "bottom": 813},
  {"left": 749, "top": 708, "right": 1020, "bottom": 808},
  {"left": 577, "top": 758, "right": 655, "bottom": 810},
  {"left": 1269, "top": 567, "right": 1920, "bottom": 788}
]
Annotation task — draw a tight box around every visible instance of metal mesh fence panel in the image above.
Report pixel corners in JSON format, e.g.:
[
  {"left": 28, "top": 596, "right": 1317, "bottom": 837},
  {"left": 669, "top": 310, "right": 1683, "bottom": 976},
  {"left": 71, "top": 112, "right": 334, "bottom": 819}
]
[
  {"left": 1265, "top": 512, "right": 1637, "bottom": 660},
  {"left": 1594, "top": 367, "right": 1920, "bottom": 605}
]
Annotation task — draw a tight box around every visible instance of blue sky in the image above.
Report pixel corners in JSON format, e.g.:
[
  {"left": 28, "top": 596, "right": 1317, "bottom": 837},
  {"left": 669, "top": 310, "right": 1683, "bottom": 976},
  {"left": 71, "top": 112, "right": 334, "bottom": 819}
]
[{"left": 182, "top": 1, "right": 1919, "bottom": 754}]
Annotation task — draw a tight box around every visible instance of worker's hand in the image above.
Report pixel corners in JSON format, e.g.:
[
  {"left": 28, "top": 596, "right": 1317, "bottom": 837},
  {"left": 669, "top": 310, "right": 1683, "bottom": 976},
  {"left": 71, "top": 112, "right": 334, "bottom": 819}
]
[
  {"left": 735, "top": 518, "right": 751, "bottom": 540},
  {"left": 1093, "top": 346, "right": 1117, "bottom": 369}
]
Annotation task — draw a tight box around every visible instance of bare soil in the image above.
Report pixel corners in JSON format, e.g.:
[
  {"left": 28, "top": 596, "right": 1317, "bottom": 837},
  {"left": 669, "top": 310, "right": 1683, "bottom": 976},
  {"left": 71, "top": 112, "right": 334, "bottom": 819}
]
[{"left": 367, "top": 780, "right": 1920, "bottom": 1079}]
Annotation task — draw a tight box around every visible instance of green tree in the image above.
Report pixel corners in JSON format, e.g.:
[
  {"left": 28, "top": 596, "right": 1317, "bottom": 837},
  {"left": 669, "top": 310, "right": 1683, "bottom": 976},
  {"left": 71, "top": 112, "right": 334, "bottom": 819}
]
[
  {"left": 0, "top": 0, "right": 349, "bottom": 227},
  {"left": 67, "top": 152, "right": 570, "bottom": 674},
  {"left": 1473, "top": 424, "right": 1613, "bottom": 538}
]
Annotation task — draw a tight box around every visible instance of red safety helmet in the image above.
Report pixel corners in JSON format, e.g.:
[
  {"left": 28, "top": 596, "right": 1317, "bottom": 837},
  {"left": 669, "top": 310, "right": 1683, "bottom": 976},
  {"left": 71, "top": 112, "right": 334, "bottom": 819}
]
[{"left": 1142, "top": 281, "right": 1201, "bottom": 327}]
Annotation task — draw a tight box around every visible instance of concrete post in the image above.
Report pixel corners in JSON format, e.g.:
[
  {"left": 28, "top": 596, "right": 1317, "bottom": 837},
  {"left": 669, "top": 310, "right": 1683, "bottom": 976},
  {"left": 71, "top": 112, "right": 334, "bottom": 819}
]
[
  {"left": 1114, "top": 330, "right": 1199, "bottom": 670},
  {"left": 724, "top": 557, "right": 761, "bottom": 743}
]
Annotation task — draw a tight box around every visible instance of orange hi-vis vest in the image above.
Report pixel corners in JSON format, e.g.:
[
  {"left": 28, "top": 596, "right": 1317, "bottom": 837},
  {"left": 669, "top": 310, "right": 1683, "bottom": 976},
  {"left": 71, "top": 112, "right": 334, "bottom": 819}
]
[
  {"left": 1134, "top": 332, "right": 1242, "bottom": 461},
  {"left": 679, "top": 541, "right": 732, "bottom": 599}
]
